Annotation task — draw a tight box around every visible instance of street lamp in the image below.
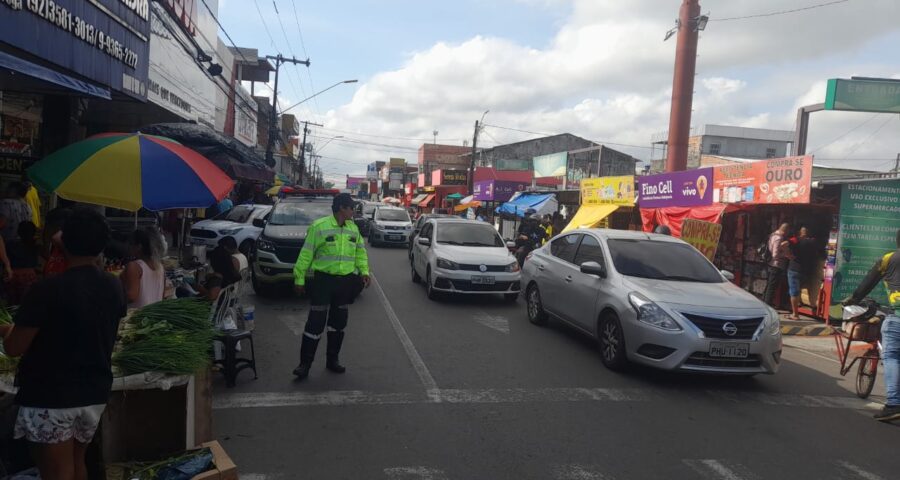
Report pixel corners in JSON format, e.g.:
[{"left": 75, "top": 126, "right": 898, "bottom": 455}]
[
  {"left": 316, "top": 135, "right": 344, "bottom": 153},
  {"left": 280, "top": 80, "right": 358, "bottom": 114}
]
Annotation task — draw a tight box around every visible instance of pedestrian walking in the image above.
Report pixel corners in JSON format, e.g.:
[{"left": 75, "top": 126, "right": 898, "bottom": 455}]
[
  {"left": 786, "top": 227, "right": 820, "bottom": 319},
  {"left": 292, "top": 193, "right": 370, "bottom": 379},
  {"left": 0, "top": 207, "right": 127, "bottom": 479},
  {"left": 846, "top": 229, "right": 900, "bottom": 422},
  {"left": 763, "top": 223, "right": 791, "bottom": 306},
  {"left": 0, "top": 182, "right": 34, "bottom": 244}
]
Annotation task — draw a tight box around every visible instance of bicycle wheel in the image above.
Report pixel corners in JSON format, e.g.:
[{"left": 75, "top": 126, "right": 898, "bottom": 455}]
[{"left": 855, "top": 349, "right": 879, "bottom": 399}]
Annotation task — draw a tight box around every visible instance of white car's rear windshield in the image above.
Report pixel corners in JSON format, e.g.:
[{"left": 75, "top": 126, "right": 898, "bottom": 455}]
[
  {"left": 607, "top": 239, "right": 724, "bottom": 283},
  {"left": 376, "top": 210, "right": 410, "bottom": 222},
  {"left": 437, "top": 223, "right": 504, "bottom": 247}
]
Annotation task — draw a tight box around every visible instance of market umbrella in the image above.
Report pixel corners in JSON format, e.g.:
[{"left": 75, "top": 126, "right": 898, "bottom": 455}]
[
  {"left": 28, "top": 133, "right": 234, "bottom": 211},
  {"left": 382, "top": 197, "right": 401, "bottom": 204},
  {"left": 265, "top": 185, "right": 295, "bottom": 196}
]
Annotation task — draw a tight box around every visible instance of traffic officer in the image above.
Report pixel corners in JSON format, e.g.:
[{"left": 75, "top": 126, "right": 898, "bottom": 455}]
[{"left": 292, "top": 193, "right": 370, "bottom": 379}]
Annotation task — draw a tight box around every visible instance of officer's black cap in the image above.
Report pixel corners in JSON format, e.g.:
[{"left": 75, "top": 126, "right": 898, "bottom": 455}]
[{"left": 333, "top": 193, "right": 355, "bottom": 212}]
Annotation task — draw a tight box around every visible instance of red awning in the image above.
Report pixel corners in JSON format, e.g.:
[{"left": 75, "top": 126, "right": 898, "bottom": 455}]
[
  {"left": 419, "top": 194, "right": 436, "bottom": 207},
  {"left": 640, "top": 204, "right": 732, "bottom": 238}
]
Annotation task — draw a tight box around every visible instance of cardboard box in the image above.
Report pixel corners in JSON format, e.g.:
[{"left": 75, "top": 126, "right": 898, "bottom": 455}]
[{"left": 192, "top": 441, "right": 237, "bottom": 480}]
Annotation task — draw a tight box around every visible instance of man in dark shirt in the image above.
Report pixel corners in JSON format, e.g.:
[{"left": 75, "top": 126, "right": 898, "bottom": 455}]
[
  {"left": 0, "top": 207, "right": 127, "bottom": 480},
  {"left": 515, "top": 210, "right": 547, "bottom": 267}
]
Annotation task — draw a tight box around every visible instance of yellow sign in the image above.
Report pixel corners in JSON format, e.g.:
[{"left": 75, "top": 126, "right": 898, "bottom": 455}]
[
  {"left": 390, "top": 157, "right": 406, "bottom": 167},
  {"left": 680, "top": 219, "right": 722, "bottom": 262},
  {"left": 581, "top": 176, "right": 635, "bottom": 206}
]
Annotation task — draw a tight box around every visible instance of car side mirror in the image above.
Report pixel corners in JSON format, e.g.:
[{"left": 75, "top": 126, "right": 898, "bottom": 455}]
[
  {"left": 252, "top": 218, "right": 266, "bottom": 228},
  {"left": 720, "top": 270, "right": 735, "bottom": 281},
  {"left": 580, "top": 261, "right": 607, "bottom": 278},
  {"left": 506, "top": 241, "right": 516, "bottom": 249},
  {"left": 418, "top": 237, "right": 431, "bottom": 247}
]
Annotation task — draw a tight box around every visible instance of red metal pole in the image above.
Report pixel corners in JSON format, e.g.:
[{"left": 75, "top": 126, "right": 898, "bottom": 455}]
[{"left": 665, "top": 0, "right": 701, "bottom": 172}]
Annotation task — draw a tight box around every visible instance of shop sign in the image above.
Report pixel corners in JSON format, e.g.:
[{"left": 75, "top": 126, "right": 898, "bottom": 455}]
[
  {"left": 437, "top": 170, "right": 468, "bottom": 186},
  {"left": 473, "top": 180, "right": 527, "bottom": 202},
  {"left": 366, "top": 163, "right": 378, "bottom": 180},
  {"left": 831, "top": 180, "right": 900, "bottom": 310},
  {"left": 533, "top": 152, "right": 567, "bottom": 178},
  {"left": 712, "top": 156, "right": 812, "bottom": 205},
  {"left": 825, "top": 78, "right": 900, "bottom": 114},
  {"left": 346, "top": 176, "right": 365, "bottom": 189},
  {"left": 0, "top": 0, "right": 151, "bottom": 100},
  {"left": 681, "top": 219, "right": 722, "bottom": 262},
  {"left": 390, "top": 157, "right": 406, "bottom": 168},
  {"left": 581, "top": 176, "right": 635, "bottom": 206},
  {"left": 638, "top": 168, "right": 713, "bottom": 208},
  {"left": 233, "top": 87, "right": 257, "bottom": 147},
  {"left": 496, "top": 158, "right": 531, "bottom": 171}
]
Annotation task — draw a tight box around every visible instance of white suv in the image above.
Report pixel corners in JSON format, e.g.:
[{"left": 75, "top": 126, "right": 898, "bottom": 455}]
[{"left": 189, "top": 204, "right": 272, "bottom": 254}]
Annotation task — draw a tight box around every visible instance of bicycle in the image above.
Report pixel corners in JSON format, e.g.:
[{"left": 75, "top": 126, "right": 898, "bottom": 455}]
[{"left": 835, "top": 299, "right": 885, "bottom": 399}]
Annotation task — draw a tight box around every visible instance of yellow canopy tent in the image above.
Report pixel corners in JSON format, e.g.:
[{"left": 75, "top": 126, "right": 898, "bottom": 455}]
[{"left": 562, "top": 204, "right": 619, "bottom": 233}]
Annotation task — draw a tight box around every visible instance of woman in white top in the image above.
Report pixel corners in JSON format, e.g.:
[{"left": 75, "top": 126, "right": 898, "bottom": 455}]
[{"left": 121, "top": 227, "right": 167, "bottom": 309}]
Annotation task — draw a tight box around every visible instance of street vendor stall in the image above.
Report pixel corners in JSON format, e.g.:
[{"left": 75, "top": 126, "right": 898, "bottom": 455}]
[{"left": 562, "top": 175, "right": 635, "bottom": 233}]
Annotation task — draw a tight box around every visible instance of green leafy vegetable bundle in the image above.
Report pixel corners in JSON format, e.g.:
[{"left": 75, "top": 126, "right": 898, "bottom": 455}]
[{"left": 113, "top": 298, "right": 216, "bottom": 376}]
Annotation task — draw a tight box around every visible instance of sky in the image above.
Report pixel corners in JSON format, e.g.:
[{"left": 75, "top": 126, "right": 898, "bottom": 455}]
[{"left": 218, "top": 0, "right": 900, "bottom": 184}]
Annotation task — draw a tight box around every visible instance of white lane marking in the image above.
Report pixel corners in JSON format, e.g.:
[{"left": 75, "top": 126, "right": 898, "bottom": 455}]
[
  {"left": 837, "top": 461, "right": 886, "bottom": 480},
  {"left": 683, "top": 460, "right": 750, "bottom": 480},
  {"left": 707, "top": 390, "right": 879, "bottom": 410},
  {"left": 473, "top": 310, "right": 510, "bottom": 334},
  {"left": 372, "top": 274, "right": 441, "bottom": 402},
  {"left": 384, "top": 466, "right": 447, "bottom": 479},
  {"left": 438, "top": 387, "right": 654, "bottom": 404},
  {"left": 552, "top": 464, "right": 608, "bottom": 479},
  {"left": 278, "top": 313, "right": 305, "bottom": 336},
  {"left": 213, "top": 391, "right": 420, "bottom": 409}
]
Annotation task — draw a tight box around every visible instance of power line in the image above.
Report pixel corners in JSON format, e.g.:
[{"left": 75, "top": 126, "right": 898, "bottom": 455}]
[
  {"left": 199, "top": 0, "right": 251, "bottom": 65},
  {"left": 482, "top": 123, "right": 656, "bottom": 150},
  {"left": 808, "top": 112, "right": 881, "bottom": 154},
  {"left": 289, "top": 1, "right": 322, "bottom": 118},
  {"left": 317, "top": 126, "right": 467, "bottom": 143},
  {"left": 840, "top": 115, "right": 895, "bottom": 160},
  {"left": 711, "top": 0, "right": 850, "bottom": 22}
]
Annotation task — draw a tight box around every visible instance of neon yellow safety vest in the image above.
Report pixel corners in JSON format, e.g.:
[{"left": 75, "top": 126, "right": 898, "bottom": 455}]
[{"left": 293, "top": 215, "right": 369, "bottom": 286}]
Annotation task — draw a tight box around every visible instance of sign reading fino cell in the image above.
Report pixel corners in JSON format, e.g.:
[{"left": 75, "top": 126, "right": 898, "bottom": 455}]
[{"left": 638, "top": 168, "right": 713, "bottom": 208}]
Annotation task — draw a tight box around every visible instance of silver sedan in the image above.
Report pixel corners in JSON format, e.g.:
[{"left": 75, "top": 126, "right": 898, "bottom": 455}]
[{"left": 522, "top": 229, "right": 782, "bottom": 375}]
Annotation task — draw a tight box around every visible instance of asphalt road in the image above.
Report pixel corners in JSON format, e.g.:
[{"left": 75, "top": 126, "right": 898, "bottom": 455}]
[{"left": 214, "top": 246, "right": 899, "bottom": 480}]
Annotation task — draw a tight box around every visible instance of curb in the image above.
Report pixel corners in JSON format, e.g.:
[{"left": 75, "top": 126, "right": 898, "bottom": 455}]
[{"left": 780, "top": 325, "right": 835, "bottom": 336}]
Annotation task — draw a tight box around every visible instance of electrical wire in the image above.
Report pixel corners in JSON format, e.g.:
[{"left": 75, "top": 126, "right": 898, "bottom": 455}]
[
  {"left": 199, "top": 0, "right": 252, "bottom": 64},
  {"left": 317, "top": 126, "right": 467, "bottom": 143},
  {"left": 289, "top": 1, "right": 322, "bottom": 118},
  {"left": 839, "top": 115, "right": 896, "bottom": 160},
  {"left": 482, "top": 123, "right": 655, "bottom": 150},
  {"left": 808, "top": 113, "right": 881, "bottom": 154},
  {"left": 710, "top": 0, "right": 850, "bottom": 22}
]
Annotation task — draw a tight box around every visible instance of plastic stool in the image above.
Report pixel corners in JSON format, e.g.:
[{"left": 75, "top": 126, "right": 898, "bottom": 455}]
[{"left": 214, "top": 329, "right": 258, "bottom": 387}]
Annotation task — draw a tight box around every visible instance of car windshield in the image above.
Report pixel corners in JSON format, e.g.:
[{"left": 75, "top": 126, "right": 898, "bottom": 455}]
[
  {"left": 363, "top": 203, "right": 384, "bottom": 215},
  {"left": 607, "top": 239, "right": 724, "bottom": 283},
  {"left": 436, "top": 223, "right": 504, "bottom": 247},
  {"left": 215, "top": 206, "right": 253, "bottom": 223},
  {"left": 269, "top": 202, "right": 333, "bottom": 226},
  {"left": 375, "top": 209, "right": 410, "bottom": 222}
]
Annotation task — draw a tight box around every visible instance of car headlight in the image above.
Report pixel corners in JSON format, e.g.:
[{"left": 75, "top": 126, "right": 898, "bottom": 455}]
[
  {"left": 436, "top": 258, "right": 458, "bottom": 270},
  {"left": 256, "top": 238, "right": 276, "bottom": 252},
  {"left": 505, "top": 262, "right": 520, "bottom": 273},
  {"left": 219, "top": 228, "right": 242, "bottom": 235},
  {"left": 767, "top": 307, "right": 781, "bottom": 336},
  {"left": 628, "top": 292, "right": 682, "bottom": 331}
]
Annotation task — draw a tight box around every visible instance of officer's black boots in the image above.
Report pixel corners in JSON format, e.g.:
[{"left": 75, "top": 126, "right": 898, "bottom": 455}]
[
  {"left": 293, "top": 363, "right": 312, "bottom": 379},
  {"left": 326, "top": 358, "right": 346, "bottom": 373}
]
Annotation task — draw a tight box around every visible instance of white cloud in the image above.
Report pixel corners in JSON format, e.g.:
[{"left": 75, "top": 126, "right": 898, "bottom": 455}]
[{"left": 312, "top": 0, "right": 900, "bottom": 175}]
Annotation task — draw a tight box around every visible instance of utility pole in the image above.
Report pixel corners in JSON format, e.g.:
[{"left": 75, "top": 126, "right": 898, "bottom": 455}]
[
  {"left": 665, "top": 0, "right": 703, "bottom": 172},
  {"left": 895, "top": 153, "right": 899, "bottom": 173},
  {"left": 297, "top": 120, "right": 323, "bottom": 186},
  {"left": 468, "top": 120, "right": 479, "bottom": 195},
  {"left": 264, "top": 54, "right": 310, "bottom": 165}
]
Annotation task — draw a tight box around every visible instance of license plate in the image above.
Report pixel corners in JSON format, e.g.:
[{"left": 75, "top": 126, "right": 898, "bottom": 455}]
[
  {"left": 191, "top": 238, "right": 211, "bottom": 246},
  {"left": 471, "top": 275, "right": 495, "bottom": 285},
  {"left": 708, "top": 342, "right": 750, "bottom": 358},
  {"left": 387, "top": 235, "right": 401, "bottom": 241}
]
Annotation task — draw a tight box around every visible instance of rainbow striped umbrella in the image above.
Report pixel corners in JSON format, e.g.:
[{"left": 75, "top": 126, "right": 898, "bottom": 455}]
[{"left": 28, "top": 133, "right": 234, "bottom": 211}]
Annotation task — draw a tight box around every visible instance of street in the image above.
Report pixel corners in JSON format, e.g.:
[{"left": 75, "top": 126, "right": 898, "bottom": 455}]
[{"left": 214, "top": 246, "right": 900, "bottom": 480}]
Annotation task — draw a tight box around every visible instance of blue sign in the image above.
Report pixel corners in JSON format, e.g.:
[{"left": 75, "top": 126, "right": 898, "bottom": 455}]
[{"left": 0, "top": 0, "right": 151, "bottom": 100}]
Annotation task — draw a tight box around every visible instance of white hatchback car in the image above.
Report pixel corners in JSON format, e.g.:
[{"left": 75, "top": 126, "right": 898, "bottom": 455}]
[
  {"left": 189, "top": 204, "right": 272, "bottom": 255},
  {"left": 411, "top": 218, "right": 521, "bottom": 301}
]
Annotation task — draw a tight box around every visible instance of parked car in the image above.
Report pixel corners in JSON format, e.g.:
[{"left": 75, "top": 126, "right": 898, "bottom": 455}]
[
  {"left": 522, "top": 229, "right": 782, "bottom": 375},
  {"left": 251, "top": 194, "right": 335, "bottom": 296},
  {"left": 189, "top": 204, "right": 272, "bottom": 255},
  {"left": 368, "top": 206, "right": 413, "bottom": 247},
  {"left": 411, "top": 218, "right": 521, "bottom": 301},
  {"left": 408, "top": 213, "right": 454, "bottom": 259},
  {"left": 353, "top": 201, "right": 385, "bottom": 236}
]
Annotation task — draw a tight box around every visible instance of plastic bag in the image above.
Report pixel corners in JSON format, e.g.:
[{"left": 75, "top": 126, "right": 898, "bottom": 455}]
[{"left": 155, "top": 451, "right": 213, "bottom": 480}]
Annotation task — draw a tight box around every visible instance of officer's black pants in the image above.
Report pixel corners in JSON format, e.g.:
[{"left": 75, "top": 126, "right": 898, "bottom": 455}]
[{"left": 300, "top": 272, "right": 353, "bottom": 364}]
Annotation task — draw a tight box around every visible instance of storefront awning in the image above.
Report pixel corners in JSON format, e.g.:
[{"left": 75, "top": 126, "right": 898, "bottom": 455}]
[
  {"left": 640, "top": 204, "right": 731, "bottom": 237},
  {"left": 562, "top": 205, "right": 619, "bottom": 233},
  {"left": 496, "top": 193, "right": 557, "bottom": 218},
  {"left": 410, "top": 194, "right": 428, "bottom": 205},
  {"left": 0, "top": 51, "right": 110, "bottom": 99},
  {"left": 419, "top": 194, "right": 436, "bottom": 207}
]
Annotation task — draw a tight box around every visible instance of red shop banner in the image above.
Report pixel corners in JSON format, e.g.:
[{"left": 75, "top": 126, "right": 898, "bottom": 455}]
[{"left": 711, "top": 155, "right": 813, "bottom": 205}]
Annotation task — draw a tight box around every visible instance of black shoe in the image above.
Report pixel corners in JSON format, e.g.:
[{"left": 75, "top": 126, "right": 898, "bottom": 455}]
[
  {"left": 326, "top": 360, "right": 346, "bottom": 374},
  {"left": 873, "top": 405, "right": 900, "bottom": 422},
  {"left": 292, "top": 363, "right": 312, "bottom": 379}
]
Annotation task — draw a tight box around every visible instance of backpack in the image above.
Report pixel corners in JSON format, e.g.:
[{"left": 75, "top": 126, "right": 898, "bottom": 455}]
[{"left": 757, "top": 238, "right": 772, "bottom": 263}]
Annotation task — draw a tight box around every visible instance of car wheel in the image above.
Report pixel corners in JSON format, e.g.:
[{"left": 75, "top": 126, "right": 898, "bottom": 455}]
[
  {"left": 239, "top": 239, "right": 254, "bottom": 256},
  {"left": 598, "top": 313, "right": 628, "bottom": 371},
  {"left": 426, "top": 268, "right": 440, "bottom": 301},
  {"left": 526, "top": 284, "right": 548, "bottom": 326},
  {"left": 411, "top": 263, "right": 421, "bottom": 283},
  {"left": 504, "top": 293, "right": 519, "bottom": 303}
]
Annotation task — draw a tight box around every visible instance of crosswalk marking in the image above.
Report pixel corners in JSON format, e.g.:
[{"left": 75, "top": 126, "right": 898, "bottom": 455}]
[
  {"left": 837, "top": 460, "right": 886, "bottom": 480},
  {"left": 384, "top": 466, "right": 448, "bottom": 479},
  {"left": 551, "top": 464, "right": 607, "bottom": 479},
  {"left": 683, "top": 459, "right": 753, "bottom": 480},
  {"left": 473, "top": 310, "right": 510, "bottom": 334}
]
